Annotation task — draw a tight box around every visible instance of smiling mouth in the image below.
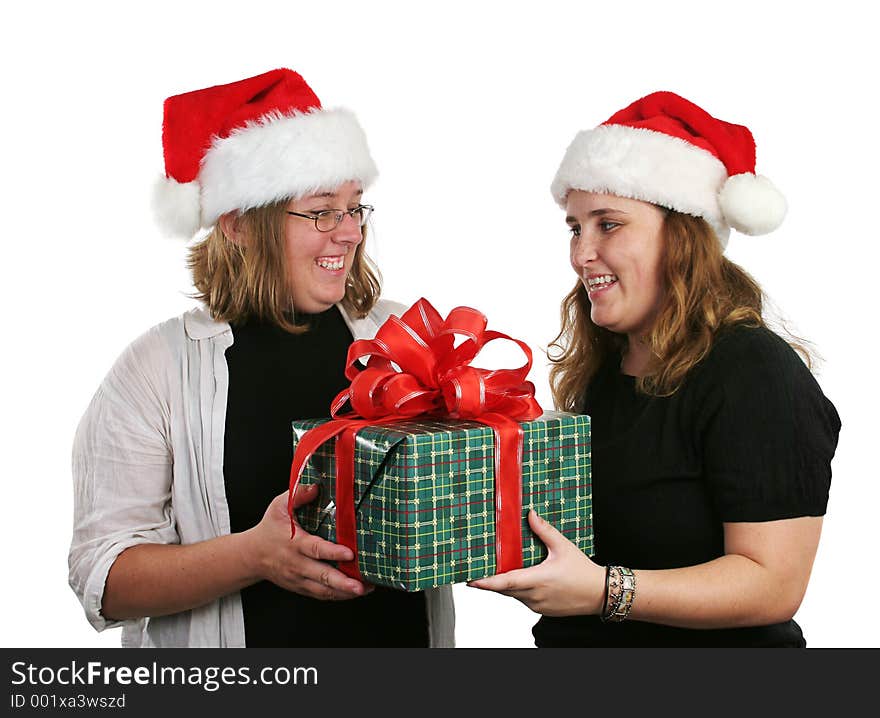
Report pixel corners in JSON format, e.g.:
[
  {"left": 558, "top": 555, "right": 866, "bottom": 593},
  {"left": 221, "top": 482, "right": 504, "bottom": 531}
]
[
  {"left": 315, "top": 255, "right": 345, "bottom": 271},
  {"left": 587, "top": 274, "right": 618, "bottom": 293}
]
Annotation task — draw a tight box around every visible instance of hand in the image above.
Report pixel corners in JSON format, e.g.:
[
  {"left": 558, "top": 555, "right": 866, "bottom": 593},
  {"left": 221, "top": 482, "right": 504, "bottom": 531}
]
[
  {"left": 244, "top": 486, "right": 372, "bottom": 601},
  {"left": 467, "top": 510, "right": 605, "bottom": 617}
]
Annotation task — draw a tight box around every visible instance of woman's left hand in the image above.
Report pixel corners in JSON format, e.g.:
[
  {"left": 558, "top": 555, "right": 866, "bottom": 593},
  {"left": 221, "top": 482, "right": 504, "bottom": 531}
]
[{"left": 467, "top": 510, "right": 606, "bottom": 617}]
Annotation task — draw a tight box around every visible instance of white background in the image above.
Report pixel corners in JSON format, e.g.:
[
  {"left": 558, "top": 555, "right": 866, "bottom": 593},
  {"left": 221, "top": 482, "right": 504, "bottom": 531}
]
[{"left": 2, "top": 0, "right": 877, "bottom": 648}]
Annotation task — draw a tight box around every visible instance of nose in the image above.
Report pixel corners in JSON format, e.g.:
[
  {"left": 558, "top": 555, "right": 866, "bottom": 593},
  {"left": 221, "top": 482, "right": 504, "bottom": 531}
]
[
  {"left": 570, "top": 232, "right": 598, "bottom": 268},
  {"left": 332, "top": 212, "right": 364, "bottom": 245}
]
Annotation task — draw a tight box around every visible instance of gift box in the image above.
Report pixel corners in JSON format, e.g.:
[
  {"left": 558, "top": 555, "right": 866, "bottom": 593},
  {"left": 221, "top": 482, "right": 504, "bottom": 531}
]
[{"left": 293, "top": 410, "right": 592, "bottom": 591}]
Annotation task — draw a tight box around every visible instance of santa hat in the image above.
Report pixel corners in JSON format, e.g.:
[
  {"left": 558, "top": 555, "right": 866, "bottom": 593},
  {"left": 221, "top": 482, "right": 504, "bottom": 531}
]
[
  {"left": 550, "top": 91, "right": 786, "bottom": 247},
  {"left": 153, "top": 68, "right": 378, "bottom": 237}
]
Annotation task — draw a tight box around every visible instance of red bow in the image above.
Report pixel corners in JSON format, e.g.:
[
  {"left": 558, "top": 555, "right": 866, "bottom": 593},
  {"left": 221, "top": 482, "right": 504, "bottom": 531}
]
[{"left": 288, "top": 298, "right": 543, "bottom": 581}]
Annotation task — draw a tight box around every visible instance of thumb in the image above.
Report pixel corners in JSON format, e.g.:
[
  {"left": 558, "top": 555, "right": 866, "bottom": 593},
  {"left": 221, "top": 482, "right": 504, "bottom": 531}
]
[
  {"left": 528, "top": 510, "right": 569, "bottom": 552},
  {"left": 289, "top": 483, "right": 320, "bottom": 510}
]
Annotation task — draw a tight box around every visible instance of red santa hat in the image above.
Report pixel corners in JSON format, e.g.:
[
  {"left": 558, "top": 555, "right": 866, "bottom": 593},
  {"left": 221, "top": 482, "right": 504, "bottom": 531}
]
[
  {"left": 550, "top": 91, "right": 786, "bottom": 247},
  {"left": 153, "top": 68, "right": 378, "bottom": 237}
]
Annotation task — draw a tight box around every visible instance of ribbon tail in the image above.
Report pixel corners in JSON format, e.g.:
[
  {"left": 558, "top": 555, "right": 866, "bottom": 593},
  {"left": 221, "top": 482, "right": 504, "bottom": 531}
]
[
  {"left": 288, "top": 419, "right": 357, "bottom": 538},
  {"left": 334, "top": 425, "right": 364, "bottom": 581},
  {"left": 477, "top": 413, "right": 524, "bottom": 573}
]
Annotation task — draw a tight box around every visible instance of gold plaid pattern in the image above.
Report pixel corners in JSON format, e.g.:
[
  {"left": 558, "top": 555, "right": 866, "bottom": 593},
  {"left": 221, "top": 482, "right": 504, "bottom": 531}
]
[{"left": 293, "top": 411, "right": 592, "bottom": 591}]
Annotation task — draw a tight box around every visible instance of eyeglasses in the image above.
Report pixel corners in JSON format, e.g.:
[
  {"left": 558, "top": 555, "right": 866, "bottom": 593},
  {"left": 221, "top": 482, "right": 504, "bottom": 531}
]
[{"left": 286, "top": 204, "right": 374, "bottom": 232}]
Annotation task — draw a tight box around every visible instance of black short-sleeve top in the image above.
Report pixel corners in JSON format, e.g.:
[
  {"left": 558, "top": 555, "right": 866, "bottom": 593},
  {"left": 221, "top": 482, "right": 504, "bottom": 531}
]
[{"left": 533, "top": 325, "right": 841, "bottom": 647}]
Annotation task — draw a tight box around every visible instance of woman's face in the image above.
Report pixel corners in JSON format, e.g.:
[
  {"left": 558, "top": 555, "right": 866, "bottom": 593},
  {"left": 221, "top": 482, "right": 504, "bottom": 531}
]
[
  {"left": 566, "top": 191, "right": 667, "bottom": 339},
  {"left": 285, "top": 180, "right": 364, "bottom": 314}
]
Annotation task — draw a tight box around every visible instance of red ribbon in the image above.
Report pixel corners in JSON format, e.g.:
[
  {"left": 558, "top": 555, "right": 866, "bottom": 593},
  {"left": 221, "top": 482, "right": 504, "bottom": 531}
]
[{"left": 288, "top": 298, "right": 543, "bottom": 581}]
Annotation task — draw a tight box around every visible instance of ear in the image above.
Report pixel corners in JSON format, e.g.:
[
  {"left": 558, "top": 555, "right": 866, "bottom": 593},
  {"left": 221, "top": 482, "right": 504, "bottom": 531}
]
[{"left": 218, "top": 211, "right": 246, "bottom": 246}]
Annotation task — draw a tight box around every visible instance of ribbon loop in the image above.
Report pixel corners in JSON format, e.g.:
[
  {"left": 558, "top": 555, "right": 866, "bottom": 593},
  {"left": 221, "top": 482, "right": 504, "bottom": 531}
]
[{"left": 439, "top": 365, "right": 486, "bottom": 418}]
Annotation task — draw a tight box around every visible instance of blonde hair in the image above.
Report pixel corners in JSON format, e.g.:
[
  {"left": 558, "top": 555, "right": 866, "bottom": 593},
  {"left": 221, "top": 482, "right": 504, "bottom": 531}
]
[
  {"left": 548, "top": 211, "right": 811, "bottom": 409},
  {"left": 188, "top": 199, "right": 381, "bottom": 332}
]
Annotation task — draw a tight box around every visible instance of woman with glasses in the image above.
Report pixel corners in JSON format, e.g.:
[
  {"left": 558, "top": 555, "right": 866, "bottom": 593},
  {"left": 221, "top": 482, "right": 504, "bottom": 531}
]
[
  {"left": 470, "top": 92, "right": 840, "bottom": 647},
  {"left": 69, "top": 69, "right": 454, "bottom": 648}
]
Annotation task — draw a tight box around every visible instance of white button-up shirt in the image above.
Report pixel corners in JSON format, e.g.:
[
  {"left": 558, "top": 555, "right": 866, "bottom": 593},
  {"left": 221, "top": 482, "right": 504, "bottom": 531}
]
[{"left": 69, "top": 301, "right": 455, "bottom": 647}]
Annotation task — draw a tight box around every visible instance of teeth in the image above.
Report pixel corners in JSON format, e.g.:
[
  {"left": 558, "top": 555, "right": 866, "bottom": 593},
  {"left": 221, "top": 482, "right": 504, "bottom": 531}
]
[
  {"left": 316, "top": 257, "right": 344, "bottom": 271},
  {"left": 587, "top": 274, "right": 617, "bottom": 288}
]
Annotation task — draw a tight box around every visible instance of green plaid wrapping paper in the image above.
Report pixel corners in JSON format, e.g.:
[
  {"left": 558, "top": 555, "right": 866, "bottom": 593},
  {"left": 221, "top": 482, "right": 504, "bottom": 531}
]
[{"left": 292, "top": 410, "right": 592, "bottom": 591}]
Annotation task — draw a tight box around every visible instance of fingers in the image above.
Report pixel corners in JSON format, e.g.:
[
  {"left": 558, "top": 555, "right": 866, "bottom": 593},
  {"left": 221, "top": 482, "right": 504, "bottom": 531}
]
[
  {"left": 527, "top": 510, "right": 568, "bottom": 551},
  {"left": 468, "top": 568, "right": 549, "bottom": 614},
  {"left": 295, "top": 561, "right": 370, "bottom": 598},
  {"left": 299, "top": 533, "right": 355, "bottom": 563},
  {"left": 255, "top": 493, "right": 375, "bottom": 601},
  {"left": 272, "top": 531, "right": 371, "bottom": 600},
  {"left": 468, "top": 566, "right": 535, "bottom": 593},
  {"left": 296, "top": 576, "right": 370, "bottom": 601},
  {"left": 268, "top": 541, "right": 371, "bottom": 599}
]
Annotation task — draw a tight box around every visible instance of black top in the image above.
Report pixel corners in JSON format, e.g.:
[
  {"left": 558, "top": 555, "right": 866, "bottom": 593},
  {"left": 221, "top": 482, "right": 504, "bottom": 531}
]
[
  {"left": 223, "top": 307, "right": 429, "bottom": 647},
  {"left": 533, "top": 325, "right": 841, "bottom": 647}
]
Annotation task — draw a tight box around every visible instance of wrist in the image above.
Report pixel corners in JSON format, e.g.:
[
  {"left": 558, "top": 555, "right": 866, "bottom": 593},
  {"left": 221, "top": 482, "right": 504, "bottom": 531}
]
[
  {"left": 591, "top": 564, "right": 609, "bottom": 616},
  {"left": 235, "top": 528, "right": 266, "bottom": 584},
  {"left": 599, "top": 565, "right": 610, "bottom": 617}
]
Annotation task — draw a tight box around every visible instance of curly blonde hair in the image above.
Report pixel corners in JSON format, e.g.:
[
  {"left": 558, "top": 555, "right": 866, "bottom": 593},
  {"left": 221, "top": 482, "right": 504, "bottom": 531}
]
[
  {"left": 187, "top": 199, "right": 381, "bottom": 332},
  {"left": 548, "top": 211, "right": 810, "bottom": 409}
]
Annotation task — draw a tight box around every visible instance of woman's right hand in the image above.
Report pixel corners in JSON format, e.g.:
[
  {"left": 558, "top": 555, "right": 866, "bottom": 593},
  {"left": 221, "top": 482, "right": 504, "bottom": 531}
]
[
  {"left": 467, "top": 510, "right": 605, "bottom": 616},
  {"left": 244, "top": 486, "right": 372, "bottom": 601}
]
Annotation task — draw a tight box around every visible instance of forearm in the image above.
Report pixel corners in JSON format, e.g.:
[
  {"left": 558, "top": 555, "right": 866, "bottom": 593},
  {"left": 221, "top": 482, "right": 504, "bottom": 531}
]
[
  {"left": 629, "top": 553, "right": 804, "bottom": 629},
  {"left": 101, "top": 529, "right": 261, "bottom": 621}
]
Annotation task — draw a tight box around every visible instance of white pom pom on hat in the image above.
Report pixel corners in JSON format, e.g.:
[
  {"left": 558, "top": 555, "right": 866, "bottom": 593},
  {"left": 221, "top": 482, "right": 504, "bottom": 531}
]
[
  {"left": 154, "top": 69, "right": 378, "bottom": 239},
  {"left": 152, "top": 176, "right": 202, "bottom": 238},
  {"left": 551, "top": 91, "right": 786, "bottom": 248},
  {"left": 719, "top": 172, "right": 787, "bottom": 236}
]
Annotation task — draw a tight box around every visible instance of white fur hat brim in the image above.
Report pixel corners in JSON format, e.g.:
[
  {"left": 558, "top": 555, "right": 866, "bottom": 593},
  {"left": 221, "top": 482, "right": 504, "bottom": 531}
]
[
  {"left": 153, "top": 107, "right": 378, "bottom": 237},
  {"left": 551, "top": 124, "right": 731, "bottom": 246}
]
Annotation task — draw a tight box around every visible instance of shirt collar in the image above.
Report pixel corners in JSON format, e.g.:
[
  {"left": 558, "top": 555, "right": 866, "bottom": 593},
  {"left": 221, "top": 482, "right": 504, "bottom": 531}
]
[
  {"left": 183, "top": 306, "right": 230, "bottom": 340},
  {"left": 182, "top": 303, "right": 377, "bottom": 340},
  {"left": 337, "top": 303, "right": 379, "bottom": 340}
]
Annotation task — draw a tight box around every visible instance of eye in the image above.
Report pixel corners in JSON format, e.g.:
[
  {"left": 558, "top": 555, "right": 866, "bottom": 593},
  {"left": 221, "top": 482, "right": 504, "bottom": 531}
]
[
  {"left": 568, "top": 225, "right": 581, "bottom": 238},
  {"left": 599, "top": 220, "right": 620, "bottom": 232}
]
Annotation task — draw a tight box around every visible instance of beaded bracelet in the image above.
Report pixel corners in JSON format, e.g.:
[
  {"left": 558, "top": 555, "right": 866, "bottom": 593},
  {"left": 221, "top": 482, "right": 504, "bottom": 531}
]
[
  {"left": 601, "top": 566, "right": 622, "bottom": 622},
  {"left": 600, "top": 566, "right": 636, "bottom": 623}
]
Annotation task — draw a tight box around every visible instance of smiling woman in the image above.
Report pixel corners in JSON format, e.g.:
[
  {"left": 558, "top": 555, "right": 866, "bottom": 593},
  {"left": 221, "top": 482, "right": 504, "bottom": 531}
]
[
  {"left": 565, "top": 195, "right": 667, "bottom": 346},
  {"left": 469, "top": 91, "right": 840, "bottom": 648},
  {"left": 67, "top": 68, "right": 454, "bottom": 648},
  {"left": 189, "top": 182, "right": 380, "bottom": 331},
  {"left": 554, "top": 194, "right": 782, "bottom": 403},
  {"left": 281, "top": 184, "right": 374, "bottom": 313}
]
